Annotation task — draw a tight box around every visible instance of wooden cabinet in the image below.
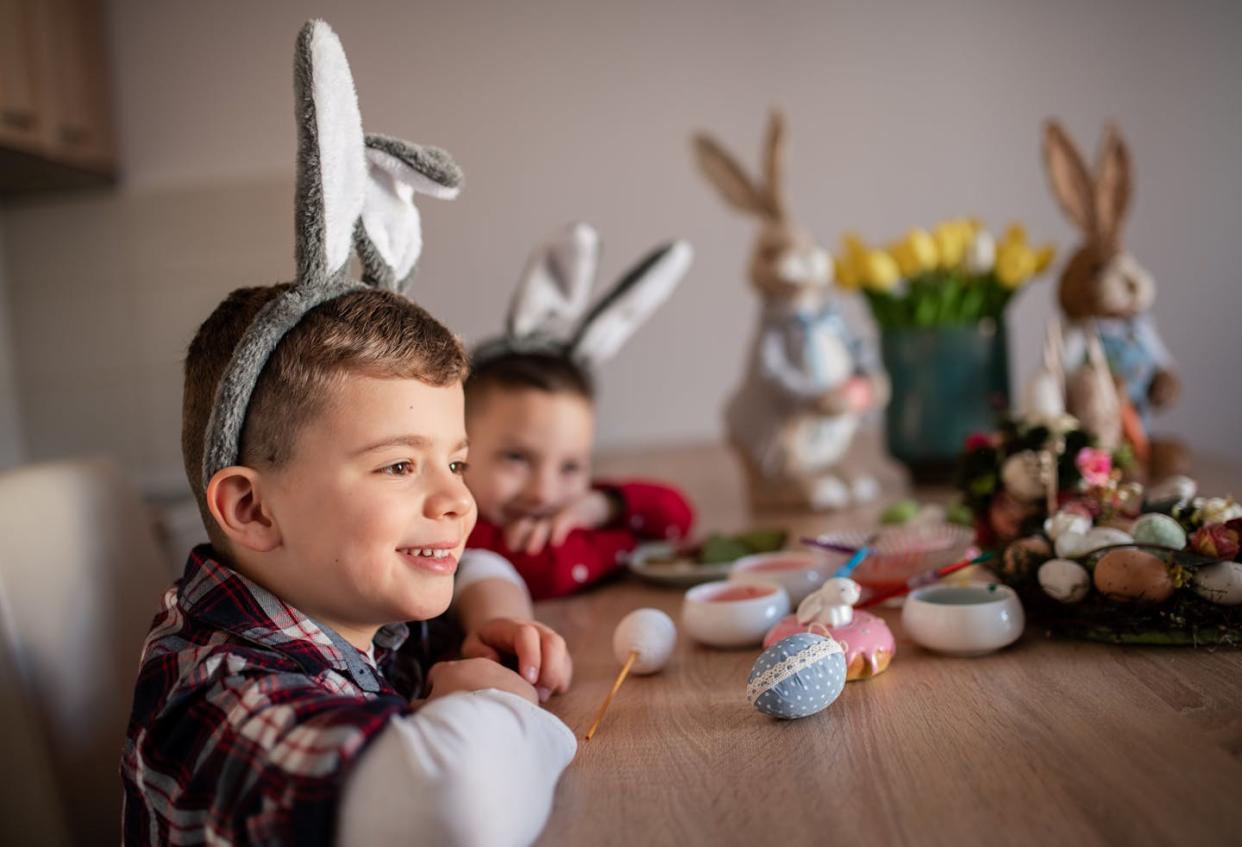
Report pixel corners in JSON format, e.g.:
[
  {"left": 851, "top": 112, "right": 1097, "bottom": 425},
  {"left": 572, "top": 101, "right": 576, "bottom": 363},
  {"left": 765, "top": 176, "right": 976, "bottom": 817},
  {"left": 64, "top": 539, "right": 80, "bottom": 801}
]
[{"left": 0, "top": 0, "right": 116, "bottom": 192}]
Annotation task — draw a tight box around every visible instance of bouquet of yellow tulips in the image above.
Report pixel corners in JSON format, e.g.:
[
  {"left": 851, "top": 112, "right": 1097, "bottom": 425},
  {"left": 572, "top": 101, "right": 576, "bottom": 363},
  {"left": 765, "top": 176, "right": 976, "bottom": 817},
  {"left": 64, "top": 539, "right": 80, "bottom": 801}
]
[{"left": 835, "top": 218, "right": 1055, "bottom": 327}]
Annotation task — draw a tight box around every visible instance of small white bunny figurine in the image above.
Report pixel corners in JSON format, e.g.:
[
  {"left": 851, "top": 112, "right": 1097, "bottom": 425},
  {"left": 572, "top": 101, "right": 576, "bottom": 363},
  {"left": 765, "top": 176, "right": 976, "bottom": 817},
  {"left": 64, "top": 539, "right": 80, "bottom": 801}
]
[{"left": 797, "top": 577, "right": 862, "bottom": 629}]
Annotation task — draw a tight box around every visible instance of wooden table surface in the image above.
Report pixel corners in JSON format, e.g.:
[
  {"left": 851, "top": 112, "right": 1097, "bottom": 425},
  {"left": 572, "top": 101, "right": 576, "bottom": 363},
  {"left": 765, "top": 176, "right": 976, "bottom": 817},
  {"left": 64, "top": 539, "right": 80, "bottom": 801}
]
[{"left": 534, "top": 440, "right": 1242, "bottom": 847}]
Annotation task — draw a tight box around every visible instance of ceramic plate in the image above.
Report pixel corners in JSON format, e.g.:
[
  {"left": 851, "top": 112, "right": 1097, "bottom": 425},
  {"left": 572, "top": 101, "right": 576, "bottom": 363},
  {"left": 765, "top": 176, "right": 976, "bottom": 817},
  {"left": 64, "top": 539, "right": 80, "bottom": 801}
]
[{"left": 626, "top": 542, "right": 737, "bottom": 587}]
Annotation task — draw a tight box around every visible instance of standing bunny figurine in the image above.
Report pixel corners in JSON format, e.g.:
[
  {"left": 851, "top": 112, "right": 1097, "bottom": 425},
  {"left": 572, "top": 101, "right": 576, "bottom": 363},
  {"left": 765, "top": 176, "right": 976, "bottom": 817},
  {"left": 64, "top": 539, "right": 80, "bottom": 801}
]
[
  {"left": 1042, "top": 120, "right": 1185, "bottom": 477},
  {"left": 693, "top": 111, "right": 889, "bottom": 511}
]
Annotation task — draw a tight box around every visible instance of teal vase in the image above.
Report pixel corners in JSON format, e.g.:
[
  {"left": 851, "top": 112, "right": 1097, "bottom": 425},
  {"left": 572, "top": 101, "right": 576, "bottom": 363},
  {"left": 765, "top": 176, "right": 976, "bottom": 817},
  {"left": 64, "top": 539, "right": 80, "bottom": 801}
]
[{"left": 880, "top": 320, "right": 1010, "bottom": 481}]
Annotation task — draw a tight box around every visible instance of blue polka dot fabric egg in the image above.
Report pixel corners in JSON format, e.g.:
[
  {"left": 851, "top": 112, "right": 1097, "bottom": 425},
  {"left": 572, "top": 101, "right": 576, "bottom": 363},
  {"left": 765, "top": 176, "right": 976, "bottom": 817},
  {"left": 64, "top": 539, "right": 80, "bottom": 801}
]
[{"left": 747, "top": 633, "right": 847, "bottom": 720}]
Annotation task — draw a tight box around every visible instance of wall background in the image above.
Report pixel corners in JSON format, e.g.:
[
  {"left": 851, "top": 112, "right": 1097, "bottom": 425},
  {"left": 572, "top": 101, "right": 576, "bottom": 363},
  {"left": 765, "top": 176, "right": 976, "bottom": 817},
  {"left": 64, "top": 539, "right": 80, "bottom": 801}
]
[{"left": 2, "top": 0, "right": 1239, "bottom": 494}]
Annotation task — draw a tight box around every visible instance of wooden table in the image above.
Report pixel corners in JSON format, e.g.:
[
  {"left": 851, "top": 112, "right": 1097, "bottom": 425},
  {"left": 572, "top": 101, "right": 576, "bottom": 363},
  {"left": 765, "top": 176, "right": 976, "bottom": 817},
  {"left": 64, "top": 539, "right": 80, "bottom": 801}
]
[{"left": 534, "top": 441, "right": 1242, "bottom": 847}]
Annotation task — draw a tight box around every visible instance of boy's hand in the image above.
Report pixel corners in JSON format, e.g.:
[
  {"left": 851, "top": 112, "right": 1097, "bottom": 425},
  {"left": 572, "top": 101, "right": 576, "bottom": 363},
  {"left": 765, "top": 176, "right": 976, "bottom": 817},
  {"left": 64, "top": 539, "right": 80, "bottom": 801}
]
[
  {"left": 461, "top": 618, "right": 573, "bottom": 702},
  {"left": 504, "top": 490, "right": 616, "bottom": 554},
  {"left": 425, "top": 657, "right": 538, "bottom": 705}
]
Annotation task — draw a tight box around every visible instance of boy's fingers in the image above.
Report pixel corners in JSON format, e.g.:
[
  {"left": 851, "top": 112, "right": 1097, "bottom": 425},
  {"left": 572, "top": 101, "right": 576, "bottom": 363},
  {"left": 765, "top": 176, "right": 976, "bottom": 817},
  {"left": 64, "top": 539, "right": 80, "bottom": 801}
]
[
  {"left": 460, "top": 634, "right": 501, "bottom": 663},
  {"left": 513, "top": 623, "right": 542, "bottom": 684},
  {"left": 525, "top": 520, "right": 552, "bottom": 555},
  {"left": 549, "top": 511, "right": 576, "bottom": 547},
  {"left": 505, "top": 518, "right": 534, "bottom": 552},
  {"left": 538, "top": 631, "right": 572, "bottom": 693}
]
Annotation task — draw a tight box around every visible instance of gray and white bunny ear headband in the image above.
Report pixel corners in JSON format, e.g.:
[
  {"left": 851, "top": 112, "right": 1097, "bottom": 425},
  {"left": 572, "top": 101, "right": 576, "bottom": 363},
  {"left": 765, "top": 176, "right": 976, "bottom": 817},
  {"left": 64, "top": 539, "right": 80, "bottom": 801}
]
[
  {"left": 200, "top": 20, "right": 462, "bottom": 489},
  {"left": 472, "top": 222, "right": 694, "bottom": 370}
]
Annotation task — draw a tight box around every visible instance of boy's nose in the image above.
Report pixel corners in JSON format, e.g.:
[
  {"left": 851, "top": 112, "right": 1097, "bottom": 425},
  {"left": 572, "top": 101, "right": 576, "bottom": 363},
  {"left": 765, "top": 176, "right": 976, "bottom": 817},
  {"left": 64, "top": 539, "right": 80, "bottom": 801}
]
[
  {"left": 521, "top": 472, "right": 560, "bottom": 512},
  {"left": 426, "top": 477, "right": 474, "bottom": 521}
]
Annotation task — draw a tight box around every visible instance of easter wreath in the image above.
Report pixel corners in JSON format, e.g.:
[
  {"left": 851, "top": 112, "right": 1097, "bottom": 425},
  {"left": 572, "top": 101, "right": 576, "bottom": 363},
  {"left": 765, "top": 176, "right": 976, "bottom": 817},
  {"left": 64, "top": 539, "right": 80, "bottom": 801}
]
[{"left": 954, "top": 416, "right": 1242, "bottom": 646}]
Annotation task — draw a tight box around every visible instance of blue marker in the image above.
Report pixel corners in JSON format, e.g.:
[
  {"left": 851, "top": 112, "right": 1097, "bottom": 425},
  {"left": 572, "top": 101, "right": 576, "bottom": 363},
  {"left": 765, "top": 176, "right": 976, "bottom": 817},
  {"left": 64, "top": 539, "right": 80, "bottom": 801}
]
[{"left": 834, "top": 544, "right": 872, "bottom": 579}]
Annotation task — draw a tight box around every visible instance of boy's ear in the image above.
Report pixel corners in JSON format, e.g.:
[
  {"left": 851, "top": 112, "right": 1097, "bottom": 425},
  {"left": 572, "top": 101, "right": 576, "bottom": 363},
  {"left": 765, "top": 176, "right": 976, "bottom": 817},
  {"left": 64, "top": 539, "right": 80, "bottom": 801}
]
[{"left": 205, "top": 467, "right": 283, "bottom": 553}]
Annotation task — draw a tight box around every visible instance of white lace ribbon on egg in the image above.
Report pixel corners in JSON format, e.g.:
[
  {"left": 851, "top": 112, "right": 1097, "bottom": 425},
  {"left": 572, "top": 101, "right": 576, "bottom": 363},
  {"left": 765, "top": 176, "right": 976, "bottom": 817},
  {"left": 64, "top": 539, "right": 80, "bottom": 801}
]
[{"left": 746, "top": 637, "right": 844, "bottom": 705}]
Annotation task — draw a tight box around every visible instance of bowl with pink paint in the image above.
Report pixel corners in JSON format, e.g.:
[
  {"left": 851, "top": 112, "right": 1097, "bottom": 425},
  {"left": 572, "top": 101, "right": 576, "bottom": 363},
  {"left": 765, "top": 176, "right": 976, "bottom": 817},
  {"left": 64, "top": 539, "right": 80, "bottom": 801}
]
[
  {"left": 728, "top": 550, "right": 843, "bottom": 605},
  {"left": 681, "top": 580, "right": 791, "bottom": 648}
]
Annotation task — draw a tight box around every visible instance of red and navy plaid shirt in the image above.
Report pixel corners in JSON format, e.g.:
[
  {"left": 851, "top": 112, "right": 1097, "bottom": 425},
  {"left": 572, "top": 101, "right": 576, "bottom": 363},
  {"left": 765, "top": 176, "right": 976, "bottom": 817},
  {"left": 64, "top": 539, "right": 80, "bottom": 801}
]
[{"left": 121, "top": 545, "right": 445, "bottom": 846}]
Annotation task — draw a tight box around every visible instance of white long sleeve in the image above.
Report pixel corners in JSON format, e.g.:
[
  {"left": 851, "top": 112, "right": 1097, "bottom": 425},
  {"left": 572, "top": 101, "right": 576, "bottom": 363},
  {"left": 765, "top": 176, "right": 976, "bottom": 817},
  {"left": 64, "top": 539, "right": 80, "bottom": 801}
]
[
  {"left": 453, "top": 548, "right": 528, "bottom": 602},
  {"left": 337, "top": 689, "right": 576, "bottom": 847}
]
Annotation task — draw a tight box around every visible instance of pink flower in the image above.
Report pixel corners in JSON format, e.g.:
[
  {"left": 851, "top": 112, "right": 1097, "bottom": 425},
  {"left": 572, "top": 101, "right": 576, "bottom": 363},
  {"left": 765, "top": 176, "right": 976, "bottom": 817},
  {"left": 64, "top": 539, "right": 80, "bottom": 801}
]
[{"left": 1075, "top": 447, "right": 1113, "bottom": 487}]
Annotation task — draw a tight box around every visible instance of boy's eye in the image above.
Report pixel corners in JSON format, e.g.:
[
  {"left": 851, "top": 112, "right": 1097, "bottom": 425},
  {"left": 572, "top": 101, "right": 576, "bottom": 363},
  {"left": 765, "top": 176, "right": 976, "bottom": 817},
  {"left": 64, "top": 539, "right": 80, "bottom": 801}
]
[
  {"left": 450, "top": 461, "right": 469, "bottom": 475},
  {"left": 561, "top": 461, "right": 582, "bottom": 476},
  {"left": 502, "top": 450, "right": 528, "bottom": 464},
  {"left": 383, "top": 461, "right": 414, "bottom": 476}
]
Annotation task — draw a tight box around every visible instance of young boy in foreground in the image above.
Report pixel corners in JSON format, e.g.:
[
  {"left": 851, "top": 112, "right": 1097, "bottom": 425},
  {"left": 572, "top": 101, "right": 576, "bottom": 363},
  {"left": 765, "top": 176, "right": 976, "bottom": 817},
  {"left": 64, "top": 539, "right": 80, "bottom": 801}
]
[{"left": 121, "top": 21, "right": 574, "bottom": 846}]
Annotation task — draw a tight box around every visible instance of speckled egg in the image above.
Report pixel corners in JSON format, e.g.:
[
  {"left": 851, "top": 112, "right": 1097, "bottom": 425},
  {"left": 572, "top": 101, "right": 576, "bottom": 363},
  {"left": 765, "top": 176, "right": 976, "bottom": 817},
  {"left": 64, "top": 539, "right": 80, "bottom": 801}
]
[
  {"left": 1094, "top": 549, "right": 1174, "bottom": 603},
  {"left": 1038, "top": 558, "right": 1091, "bottom": 603},
  {"left": 1192, "top": 561, "right": 1242, "bottom": 606},
  {"left": 1132, "top": 513, "right": 1187, "bottom": 551},
  {"left": 1002, "top": 536, "right": 1052, "bottom": 580},
  {"left": 747, "top": 633, "right": 847, "bottom": 720}
]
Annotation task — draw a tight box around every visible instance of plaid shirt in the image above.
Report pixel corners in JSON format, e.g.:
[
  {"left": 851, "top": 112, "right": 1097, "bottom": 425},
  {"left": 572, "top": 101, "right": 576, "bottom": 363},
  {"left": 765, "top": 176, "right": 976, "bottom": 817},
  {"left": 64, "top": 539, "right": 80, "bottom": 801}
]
[{"left": 121, "top": 545, "right": 444, "bottom": 846}]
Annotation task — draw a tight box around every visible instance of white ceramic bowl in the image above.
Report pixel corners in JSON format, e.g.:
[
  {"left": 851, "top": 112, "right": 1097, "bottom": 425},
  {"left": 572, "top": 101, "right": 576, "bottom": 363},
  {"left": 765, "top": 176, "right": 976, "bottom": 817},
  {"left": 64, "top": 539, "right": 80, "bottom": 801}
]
[
  {"left": 728, "top": 550, "right": 838, "bottom": 605},
  {"left": 901, "top": 583, "right": 1025, "bottom": 657},
  {"left": 681, "top": 580, "right": 791, "bottom": 648}
]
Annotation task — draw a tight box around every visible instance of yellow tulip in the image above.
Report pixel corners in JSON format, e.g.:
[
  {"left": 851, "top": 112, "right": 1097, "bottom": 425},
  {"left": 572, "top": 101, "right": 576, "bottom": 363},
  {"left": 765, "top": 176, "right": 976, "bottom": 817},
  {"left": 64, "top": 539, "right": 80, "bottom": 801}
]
[
  {"left": 996, "top": 244, "right": 1036, "bottom": 289},
  {"left": 863, "top": 250, "right": 901, "bottom": 292},
  {"left": 1033, "top": 244, "right": 1056, "bottom": 274},
  {"left": 1001, "top": 223, "right": 1028, "bottom": 248},
  {"left": 835, "top": 255, "right": 862, "bottom": 290},
  {"left": 934, "top": 220, "right": 967, "bottom": 268},
  {"left": 907, "top": 228, "right": 938, "bottom": 274}
]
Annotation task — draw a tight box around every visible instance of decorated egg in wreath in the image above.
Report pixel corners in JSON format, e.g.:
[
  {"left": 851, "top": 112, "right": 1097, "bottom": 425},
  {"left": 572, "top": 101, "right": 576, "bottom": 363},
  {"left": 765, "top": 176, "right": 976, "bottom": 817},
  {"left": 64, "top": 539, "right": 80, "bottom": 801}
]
[{"left": 746, "top": 633, "right": 847, "bottom": 720}]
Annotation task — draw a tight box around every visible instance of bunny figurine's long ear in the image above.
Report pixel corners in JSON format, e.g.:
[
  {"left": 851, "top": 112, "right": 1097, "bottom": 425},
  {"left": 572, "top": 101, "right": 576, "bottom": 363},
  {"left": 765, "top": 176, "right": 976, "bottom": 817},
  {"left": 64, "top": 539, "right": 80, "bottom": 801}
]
[
  {"left": 1043, "top": 120, "right": 1098, "bottom": 238},
  {"left": 570, "top": 241, "right": 693, "bottom": 366},
  {"left": 507, "top": 223, "right": 600, "bottom": 340},
  {"left": 692, "top": 132, "right": 775, "bottom": 219},
  {"left": 1094, "top": 124, "right": 1131, "bottom": 250},
  {"left": 355, "top": 134, "right": 463, "bottom": 291},
  {"left": 293, "top": 20, "right": 367, "bottom": 287}
]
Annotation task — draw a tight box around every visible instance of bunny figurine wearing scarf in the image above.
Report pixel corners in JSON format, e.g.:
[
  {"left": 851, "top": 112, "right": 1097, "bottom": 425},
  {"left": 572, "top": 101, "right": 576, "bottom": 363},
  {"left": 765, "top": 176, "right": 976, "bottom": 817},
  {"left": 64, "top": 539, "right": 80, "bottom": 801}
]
[
  {"left": 463, "top": 223, "right": 697, "bottom": 600},
  {"left": 1042, "top": 120, "right": 1186, "bottom": 477},
  {"left": 693, "top": 111, "right": 889, "bottom": 511}
]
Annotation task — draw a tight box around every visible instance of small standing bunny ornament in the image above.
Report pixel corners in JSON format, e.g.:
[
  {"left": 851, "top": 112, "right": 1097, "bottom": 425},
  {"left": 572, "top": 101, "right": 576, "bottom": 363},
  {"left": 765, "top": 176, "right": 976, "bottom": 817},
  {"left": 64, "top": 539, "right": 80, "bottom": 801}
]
[
  {"left": 693, "top": 111, "right": 889, "bottom": 511},
  {"left": 1041, "top": 120, "right": 1184, "bottom": 477},
  {"left": 201, "top": 20, "right": 461, "bottom": 485},
  {"left": 471, "top": 222, "right": 693, "bottom": 371}
]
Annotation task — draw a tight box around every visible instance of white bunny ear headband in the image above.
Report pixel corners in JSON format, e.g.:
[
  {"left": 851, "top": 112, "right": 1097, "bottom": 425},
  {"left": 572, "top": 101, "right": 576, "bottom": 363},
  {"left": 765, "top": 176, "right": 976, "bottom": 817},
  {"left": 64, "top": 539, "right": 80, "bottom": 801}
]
[
  {"left": 472, "top": 222, "right": 694, "bottom": 370},
  {"left": 201, "top": 20, "right": 461, "bottom": 488}
]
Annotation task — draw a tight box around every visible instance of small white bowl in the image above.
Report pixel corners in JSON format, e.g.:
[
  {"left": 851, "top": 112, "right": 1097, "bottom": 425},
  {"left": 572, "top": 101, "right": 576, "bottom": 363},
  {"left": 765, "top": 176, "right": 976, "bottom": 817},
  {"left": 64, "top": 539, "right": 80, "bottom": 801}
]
[
  {"left": 728, "top": 550, "right": 838, "bottom": 605},
  {"left": 682, "top": 580, "right": 791, "bottom": 648},
  {"left": 901, "top": 582, "right": 1025, "bottom": 657}
]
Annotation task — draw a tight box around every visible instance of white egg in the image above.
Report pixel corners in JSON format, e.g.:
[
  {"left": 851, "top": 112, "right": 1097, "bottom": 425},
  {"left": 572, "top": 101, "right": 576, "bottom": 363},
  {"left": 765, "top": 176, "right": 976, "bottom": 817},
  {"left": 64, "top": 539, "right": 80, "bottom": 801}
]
[
  {"left": 1038, "top": 558, "right": 1091, "bottom": 603},
  {"left": 1044, "top": 510, "right": 1092, "bottom": 541},
  {"left": 1192, "top": 561, "right": 1242, "bottom": 606},
  {"left": 1055, "top": 531, "right": 1090, "bottom": 559},
  {"left": 1145, "top": 474, "right": 1196, "bottom": 505},
  {"left": 1082, "top": 526, "right": 1134, "bottom": 554},
  {"left": 613, "top": 608, "right": 677, "bottom": 674}
]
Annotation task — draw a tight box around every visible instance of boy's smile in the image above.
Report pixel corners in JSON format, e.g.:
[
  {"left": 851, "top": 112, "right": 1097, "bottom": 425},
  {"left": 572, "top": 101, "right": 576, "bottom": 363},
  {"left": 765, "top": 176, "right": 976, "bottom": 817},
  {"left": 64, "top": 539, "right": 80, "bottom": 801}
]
[
  {"left": 254, "top": 374, "right": 476, "bottom": 647},
  {"left": 465, "top": 388, "right": 595, "bottom": 527}
]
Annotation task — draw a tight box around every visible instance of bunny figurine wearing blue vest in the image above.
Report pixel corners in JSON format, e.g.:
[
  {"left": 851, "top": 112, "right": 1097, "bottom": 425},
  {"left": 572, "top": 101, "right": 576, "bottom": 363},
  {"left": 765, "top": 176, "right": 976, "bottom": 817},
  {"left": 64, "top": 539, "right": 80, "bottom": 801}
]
[{"left": 694, "top": 111, "right": 889, "bottom": 510}]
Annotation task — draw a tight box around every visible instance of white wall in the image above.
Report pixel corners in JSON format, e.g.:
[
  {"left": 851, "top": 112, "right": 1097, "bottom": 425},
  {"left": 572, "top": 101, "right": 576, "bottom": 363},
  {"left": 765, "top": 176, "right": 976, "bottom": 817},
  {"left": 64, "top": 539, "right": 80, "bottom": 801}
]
[
  {"left": 2, "top": 0, "right": 1240, "bottom": 487},
  {"left": 0, "top": 225, "right": 25, "bottom": 468}
]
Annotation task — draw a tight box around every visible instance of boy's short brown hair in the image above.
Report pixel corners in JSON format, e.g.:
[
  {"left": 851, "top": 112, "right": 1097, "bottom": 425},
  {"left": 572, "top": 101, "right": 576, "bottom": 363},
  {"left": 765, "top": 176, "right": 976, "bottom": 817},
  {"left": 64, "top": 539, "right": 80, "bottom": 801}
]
[
  {"left": 183, "top": 285, "right": 468, "bottom": 547},
  {"left": 464, "top": 350, "right": 595, "bottom": 419}
]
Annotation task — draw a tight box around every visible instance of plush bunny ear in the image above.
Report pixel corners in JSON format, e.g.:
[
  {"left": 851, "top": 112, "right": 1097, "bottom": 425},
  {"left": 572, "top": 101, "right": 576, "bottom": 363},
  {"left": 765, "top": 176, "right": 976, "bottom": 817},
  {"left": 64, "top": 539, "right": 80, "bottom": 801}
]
[
  {"left": 692, "top": 132, "right": 774, "bottom": 219},
  {"left": 1043, "top": 120, "right": 1098, "bottom": 237},
  {"left": 1094, "top": 124, "right": 1132, "bottom": 249},
  {"left": 293, "top": 20, "right": 367, "bottom": 286},
  {"left": 355, "top": 134, "right": 463, "bottom": 290},
  {"left": 570, "top": 241, "right": 693, "bottom": 366},
  {"left": 507, "top": 223, "right": 600, "bottom": 340}
]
